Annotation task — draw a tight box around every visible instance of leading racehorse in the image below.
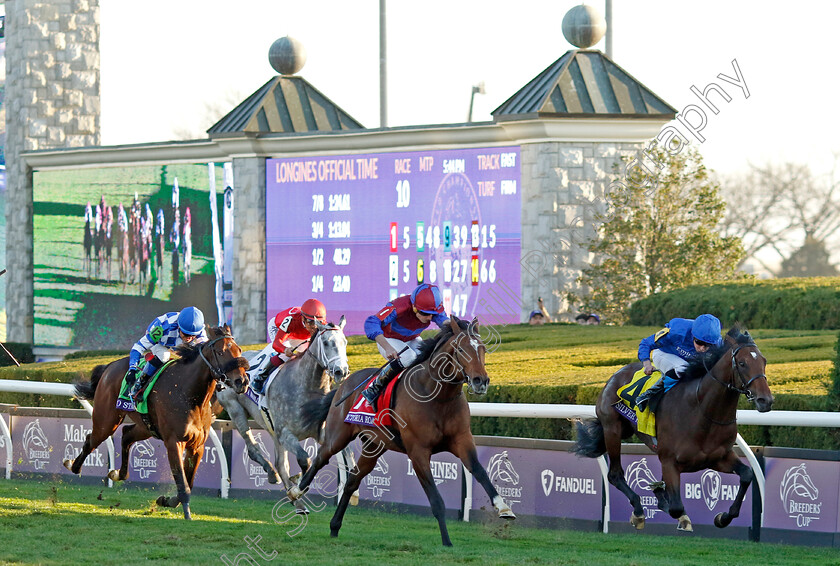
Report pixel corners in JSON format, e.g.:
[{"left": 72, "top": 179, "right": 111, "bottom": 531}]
[
  {"left": 288, "top": 316, "right": 515, "bottom": 547},
  {"left": 574, "top": 324, "right": 773, "bottom": 531},
  {"left": 64, "top": 325, "right": 249, "bottom": 519}
]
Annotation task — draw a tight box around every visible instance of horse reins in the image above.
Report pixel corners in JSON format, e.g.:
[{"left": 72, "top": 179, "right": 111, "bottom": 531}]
[
  {"left": 696, "top": 343, "right": 767, "bottom": 425},
  {"left": 198, "top": 333, "right": 236, "bottom": 386}
]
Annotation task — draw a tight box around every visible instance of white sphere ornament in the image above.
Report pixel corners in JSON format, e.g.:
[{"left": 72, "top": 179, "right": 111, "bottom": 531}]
[
  {"left": 562, "top": 4, "right": 607, "bottom": 49},
  {"left": 268, "top": 36, "right": 307, "bottom": 76}
]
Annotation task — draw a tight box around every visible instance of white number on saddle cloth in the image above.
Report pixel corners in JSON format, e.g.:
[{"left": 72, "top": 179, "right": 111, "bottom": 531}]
[{"left": 246, "top": 343, "right": 275, "bottom": 380}]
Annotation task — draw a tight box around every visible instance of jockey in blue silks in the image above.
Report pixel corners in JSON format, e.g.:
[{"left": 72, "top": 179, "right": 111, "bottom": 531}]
[
  {"left": 634, "top": 314, "right": 723, "bottom": 412},
  {"left": 361, "top": 284, "right": 449, "bottom": 405},
  {"left": 116, "top": 307, "right": 208, "bottom": 412}
]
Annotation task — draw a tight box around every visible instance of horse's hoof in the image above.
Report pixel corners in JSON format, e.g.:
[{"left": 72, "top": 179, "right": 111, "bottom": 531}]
[
  {"left": 267, "top": 473, "right": 280, "bottom": 485},
  {"left": 288, "top": 485, "right": 303, "bottom": 501},
  {"left": 290, "top": 473, "right": 302, "bottom": 485},
  {"left": 295, "top": 507, "right": 309, "bottom": 515},
  {"left": 349, "top": 491, "right": 359, "bottom": 506},
  {"left": 63, "top": 459, "right": 76, "bottom": 474},
  {"left": 677, "top": 514, "right": 693, "bottom": 532},
  {"left": 330, "top": 530, "right": 339, "bottom": 538},
  {"left": 630, "top": 513, "right": 645, "bottom": 530},
  {"left": 107, "top": 470, "right": 121, "bottom": 482},
  {"left": 497, "top": 507, "right": 516, "bottom": 520},
  {"left": 156, "top": 495, "right": 169, "bottom": 507},
  {"left": 714, "top": 512, "right": 729, "bottom": 528}
]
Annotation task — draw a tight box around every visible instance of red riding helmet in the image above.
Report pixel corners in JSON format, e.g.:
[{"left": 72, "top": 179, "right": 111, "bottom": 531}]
[
  {"left": 411, "top": 284, "right": 445, "bottom": 314},
  {"left": 300, "top": 298, "right": 327, "bottom": 322}
]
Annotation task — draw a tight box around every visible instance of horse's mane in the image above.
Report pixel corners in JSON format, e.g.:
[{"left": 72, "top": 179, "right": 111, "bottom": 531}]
[
  {"left": 681, "top": 323, "right": 754, "bottom": 381},
  {"left": 404, "top": 318, "right": 471, "bottom": 370},
  {"left": 174, "top": 326, "right": 229, "bottom": 363}
]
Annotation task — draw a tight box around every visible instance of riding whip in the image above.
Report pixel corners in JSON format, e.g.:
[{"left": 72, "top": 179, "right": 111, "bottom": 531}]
[{"left": 333, "top": 345, "right": 410, "bottom": 406}]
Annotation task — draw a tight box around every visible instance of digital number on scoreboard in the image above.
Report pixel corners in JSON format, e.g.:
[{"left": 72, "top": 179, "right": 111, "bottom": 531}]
[{"left": 266, "top": 147, "right": 521, "bottom": 336}]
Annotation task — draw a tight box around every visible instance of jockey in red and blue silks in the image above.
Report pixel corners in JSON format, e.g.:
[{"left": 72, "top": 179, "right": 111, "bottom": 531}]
[
  {"left": 635, "top": 314, "right": 723, "bottom": 412},
  {"left": 116, "top": 307, "right": 208, "bottom": 412},
  {"left": 361, "top": 283, "right": 449, "bottom": 405},
  {"left": 251, "top": 298, "right": 327, "bottom": 395}
]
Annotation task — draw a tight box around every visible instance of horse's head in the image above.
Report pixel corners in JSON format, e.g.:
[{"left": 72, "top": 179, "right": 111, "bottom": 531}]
[
  {"left": 201, "top": 325, "right": 250, "bottom": 394},
  {"left": 311, "top": 316, "right": 350, "bottom": 382},
  {"left": 438, "top": 316, "right": 490, "bottom": 395},
  {"left": 725, "top": 327, "right": 773, "bottom": 412}
]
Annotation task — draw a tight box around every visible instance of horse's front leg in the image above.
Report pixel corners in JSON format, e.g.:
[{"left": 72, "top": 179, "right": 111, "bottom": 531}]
[
  {"left": 183, "top": 442, "right": 205, "bottom": 490},
  {"left": 273, "top": 430, "right": 307, "bottom": 514},
  {"left": 110, "top": 423, "right": 150, "bottom": 482},
  {"left": 713, "top": 452, "right": 753, "bottom": 528},
  {"left": 159, "top": 439, "right": 191, "bottom": 520},
  {"left": 451, "top": 440, "right": 515, "bottom": 520},
  {"left": 224, "top": 396, "right": 280, "bottom": 483},
  {"left": 659, "top": 461, "right": 691, "bottom": 531},
  {"left": 407, "top": 446, "right": 452, "bottom": 547}
]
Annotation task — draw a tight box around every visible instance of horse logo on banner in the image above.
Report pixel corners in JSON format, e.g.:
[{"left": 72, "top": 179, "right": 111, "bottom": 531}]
[{"left": 701, "top": 470, "right": 722, "bottom": 511}]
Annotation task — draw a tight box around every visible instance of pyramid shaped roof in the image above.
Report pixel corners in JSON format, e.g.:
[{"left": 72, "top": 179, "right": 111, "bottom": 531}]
[
  {"left": 207, "top": 76, "right": 364, "bottom": 135},
  {"left": 492, "top": 50, "right": 676, "bottom": 120}
]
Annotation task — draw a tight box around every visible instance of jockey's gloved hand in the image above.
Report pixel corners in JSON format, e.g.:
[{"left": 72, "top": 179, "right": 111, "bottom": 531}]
[{"left": 127, "top": 368, "right": 138, "bottom": 382}]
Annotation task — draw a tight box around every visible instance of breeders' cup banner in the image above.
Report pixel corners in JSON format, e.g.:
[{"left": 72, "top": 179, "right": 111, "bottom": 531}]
[
  {"left": 33, "top": 163, "right": 230, "bottom": 349},
  {"left": 472, "top": 445, "right": 602, "bottom": 520},
  {"left": 10, "top": 416, "right": 221, "bottom": 487},
  {"left": 609, "top": 455, "right": 752, "bottom": 527},
  {"left": 229, "top": 431, "right": 341, "bottom": 495},
  {"left": 763, "top": 457, "right": 840, "bottom": 532},
  {"left": 351, "top": 439, "right": 463, "bottom": 509},
  {"left": 266, "top": 147, "right": 522, "bottom": 336}
]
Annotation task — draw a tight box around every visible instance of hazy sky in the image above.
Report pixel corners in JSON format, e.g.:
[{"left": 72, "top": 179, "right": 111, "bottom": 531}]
[{"left": 100, "top": 1, "right": 840, "bottom": 178}]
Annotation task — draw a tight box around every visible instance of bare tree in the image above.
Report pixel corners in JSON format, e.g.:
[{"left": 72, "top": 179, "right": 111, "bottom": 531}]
[
  {"left": 170, "top": 89, "right": 247, "bottom": 141},
  {"left": 721, "top": 158, "right": 840, "bottom": 275}
]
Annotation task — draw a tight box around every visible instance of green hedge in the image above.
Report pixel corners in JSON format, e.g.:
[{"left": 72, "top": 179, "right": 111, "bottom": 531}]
[{"left": 628, "top": 277, "right": 840, "bottom": 330}]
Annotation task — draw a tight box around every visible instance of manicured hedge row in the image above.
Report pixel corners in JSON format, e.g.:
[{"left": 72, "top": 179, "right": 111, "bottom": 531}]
[{"left": 628, "top": 277, "right": 840, "bottom": 330}]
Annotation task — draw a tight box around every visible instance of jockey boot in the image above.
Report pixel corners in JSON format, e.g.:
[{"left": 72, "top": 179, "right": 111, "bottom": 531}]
[
  {"left": 635, "top": 377, "right": 664, "bottom": 412},
  {"left": 129, "top": 371, "right": 150, "bottom": 401},
  {"left": 253, "top": 356, "right": 282, "bottom": 395},
  {"left": 362, "top": 358, "right": 405, "bottom": 407}
]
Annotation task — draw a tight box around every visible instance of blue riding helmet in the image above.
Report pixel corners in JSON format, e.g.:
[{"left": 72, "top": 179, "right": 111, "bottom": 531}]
[
  {"left": 691, "top": 314, "right": 722, "bottom": 346},
  {"left": 178, "top": 306, "right": 205, "bottom": 335}
]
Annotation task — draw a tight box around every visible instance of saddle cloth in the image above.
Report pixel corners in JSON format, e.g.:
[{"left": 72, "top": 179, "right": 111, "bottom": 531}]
[
  {"left": 115, "top": 359, "right": 176, "bottom": 414},
  {"left": 344, "top": 372, "right": 400, "bottom": 427},
  {"left": 614, "top": 368, "right": 659, "bottom": 437}
]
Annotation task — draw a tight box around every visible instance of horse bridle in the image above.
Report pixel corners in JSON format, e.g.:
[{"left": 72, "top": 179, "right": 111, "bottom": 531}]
[
  {"left": 430, "top": 332, "right": 485, "bottom": 394},
  {"left": 698, "top": 343, "right": 767, "bottom": 424},
  {"left": 304, "top": 325, "right": 345, "bottom": 380},
  {"left": 198, "top": 333, "right": 239, "bottom": 387}
]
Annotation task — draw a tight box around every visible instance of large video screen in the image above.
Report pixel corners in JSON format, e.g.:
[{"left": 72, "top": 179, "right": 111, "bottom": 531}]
[
  {"left": 34, "top": 163, "right": 228, "bottom": 349},
  {"left": 266, "top": 147, "right": 521, "bottom": 336}
]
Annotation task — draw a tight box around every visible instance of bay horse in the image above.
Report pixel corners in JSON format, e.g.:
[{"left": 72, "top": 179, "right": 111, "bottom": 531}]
[
  {"left": 216, "top": 316, "right": 351, "bottom": 512},
  {"left": 63, "top": 325, "right": 249, "bottom": 520},
  {"left": 288, "top": 316, "right": 515, "bottom": 547},
  {"left": 573, "top": 325, "right": 773, "bottom": 531}
]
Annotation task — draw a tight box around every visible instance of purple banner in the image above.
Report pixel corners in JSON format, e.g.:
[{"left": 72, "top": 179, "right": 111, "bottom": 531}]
[
  {"left": 230, "top": 432, "right": 340, "bottom": 497},
  {"left": 266, "top": 147, "right": 522, "bottom": 336},
  {"left": 472, "top": 446, "right": 602, "bottom": 520},
  {"left": 764, "top": 457, "right": 839, "bottom": 533},
  {"left": 353, "top": 440, "right": 462, "bottom": 509},
  {"left": 12, "top": 416, "right": 117, "bottom": 476},
  {"left": 607, "top": 455, "right": 752, "bottom": 527}
]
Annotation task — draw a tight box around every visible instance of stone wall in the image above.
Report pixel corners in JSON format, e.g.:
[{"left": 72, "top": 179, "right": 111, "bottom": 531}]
[
  {"left": 519, "top": 141, "right": 643, "bottom": 322},
  {"left": 5, "top": 0, "right": 101, "bottom": 342},
  {"left": 231, "top": 157, "right": 266, "bottom": 344}
]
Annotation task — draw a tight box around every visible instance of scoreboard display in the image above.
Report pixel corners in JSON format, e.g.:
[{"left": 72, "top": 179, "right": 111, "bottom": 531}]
[{"left": 266, "top": 146, "right": 521, "bottom": 336}]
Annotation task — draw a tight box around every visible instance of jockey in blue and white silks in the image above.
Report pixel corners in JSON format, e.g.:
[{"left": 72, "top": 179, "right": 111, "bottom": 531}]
[
  {"left": 117, "top": 307, "right": 208, "bottom": 412},
  {"left": 635, "top": 314, "right": 723, "bottom": 411}
]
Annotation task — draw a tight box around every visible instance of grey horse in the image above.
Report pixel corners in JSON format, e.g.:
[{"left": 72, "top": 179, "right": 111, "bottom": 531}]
[{"left": 216, "top": 317, "right": 352, "bottom": 508}]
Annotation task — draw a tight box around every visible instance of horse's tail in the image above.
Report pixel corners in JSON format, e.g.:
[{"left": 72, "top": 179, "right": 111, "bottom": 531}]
[
  {"left": 74, "top": 364, "right": 108, "bottom": 400},
  {"left": 572, "top": 419, "right": 606, "bottom": 458},
  {"left": 300, "top": 390, "right": 337, "bottom": 431}
]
